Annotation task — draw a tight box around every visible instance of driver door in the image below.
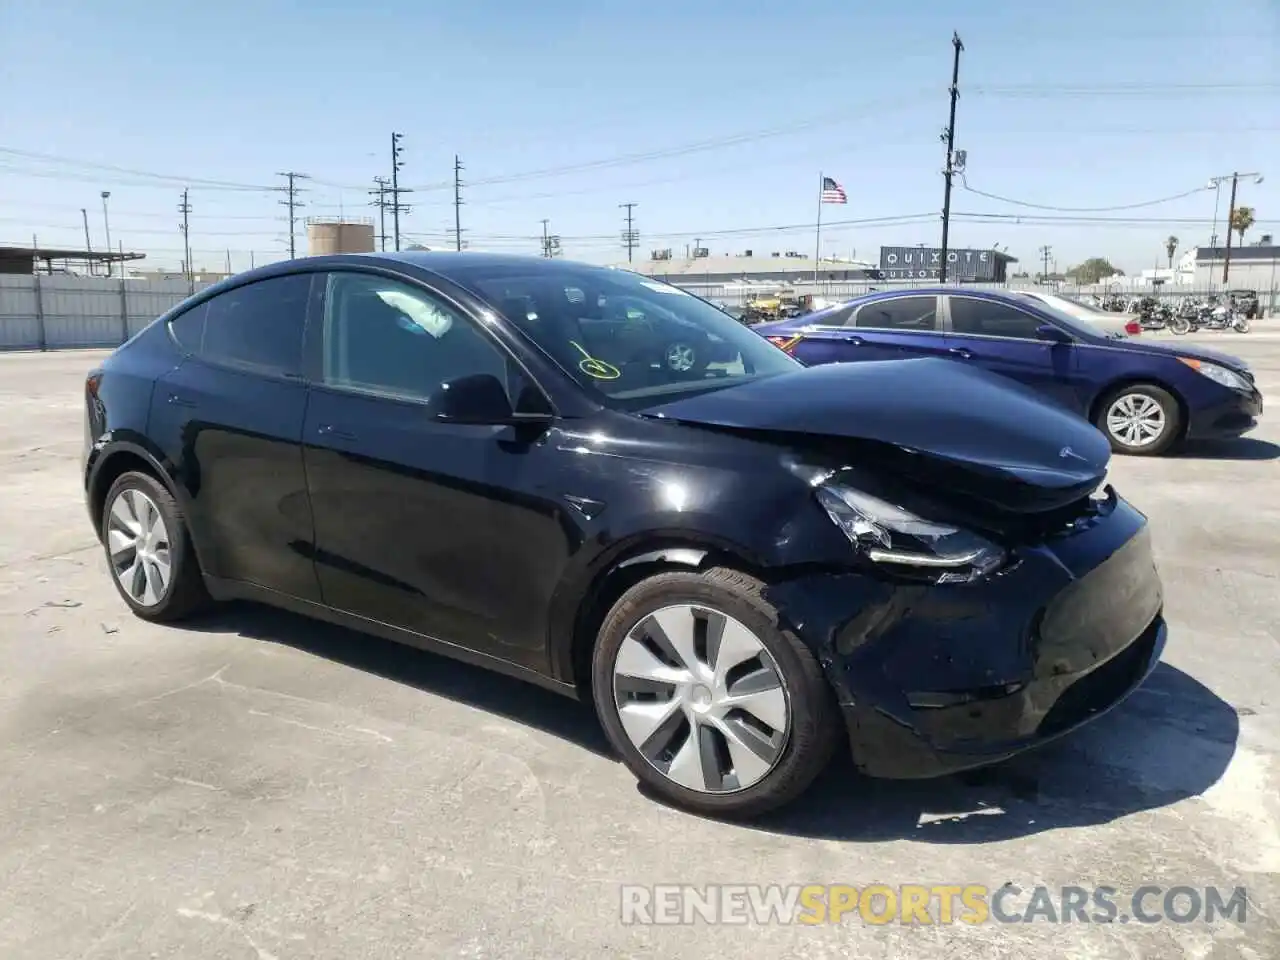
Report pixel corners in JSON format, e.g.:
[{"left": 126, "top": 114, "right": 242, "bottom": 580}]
[{"left": 301, "top": 269, "right": 566, "bottom": 671}]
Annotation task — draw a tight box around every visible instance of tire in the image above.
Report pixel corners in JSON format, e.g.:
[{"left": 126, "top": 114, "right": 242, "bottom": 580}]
[
  {"left": 100, "top": 470, "right": 210, "bottom": 622},
  {"left": 590, "top": 566, "right": 839, "bottom": 818},
  {"left": 1233, "top": 316, "right": 1251, "bottom": 333},
  {"left": 1168, "top": 316, "right": 1191, "bottom": 335},
  {"left": 1096, "top": 384, "right": 1182, "bottom": 457},
  {"left": 663, "top": 340, "right": 704, "bottom": 376}
]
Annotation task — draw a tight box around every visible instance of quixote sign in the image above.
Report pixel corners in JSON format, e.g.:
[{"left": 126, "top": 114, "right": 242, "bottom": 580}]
[{"left": 878, "top": 246, "right": 1000, "bottom": 281}]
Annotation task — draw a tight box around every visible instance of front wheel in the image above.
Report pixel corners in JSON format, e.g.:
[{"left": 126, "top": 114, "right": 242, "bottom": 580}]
[
  {"left": 1232, "top": 315, "right": 1251, "bottom": 333},
  {"left": 1168, "top": 316, "right": 1191, "bottom": 335},
  {"left": 1097, "top": 384, "right": 1182, "bottom": 456},
  {"left": 591, "top": 567, "right": 839, "bottom": 819}
]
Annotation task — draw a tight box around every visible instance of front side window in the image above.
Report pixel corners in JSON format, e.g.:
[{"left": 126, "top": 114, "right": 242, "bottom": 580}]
[
  {"left": 321, "top": 272, "right": 516, "bottom": 404},
  {"left": 445, "top": 264, "right": 801, "bottom": 408},
  {"left": 853, "top": 296, "right": 939, "bottom": 331},
  {"left": 198, "top": 274, "right": 312, "bottom": 375},
  {"left": 949, "top": 298, "right": 1043, "bottom": 339}
]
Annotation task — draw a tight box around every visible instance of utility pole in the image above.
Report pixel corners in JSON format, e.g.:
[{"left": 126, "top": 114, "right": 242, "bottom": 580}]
[
  {"left": 277, "top": 171, "right": 309, "bottom": 259},
  {"left": 453, "top": 155, "right": 465, "bottom": 251},
  {"left": 101, "top": 191, "right": 113, "bottom": 278},
  {"left": 81, "top": 209, "right": 93, "bottom": 271},
  {"left": 1039, "top": 245, "right": 1052, "bottom": 285},
  {"left": 390, "top": 132, "right": 413, "bottom": 251},
  {"left": 178, "top": 190, "right": 193, "bottom": 294},
  {"left": 1219, "top": 170, "right": 1264, "bottom": 285},
  {"left": 938, "top": 32, "right": 964, "bottom": 283},
  {"left": 620, "top": 202, "right": 639, "bottom": 263},
  {"left": 541, "top": 219, "right": 551, "bottom": 257},
  {"left": 370, "top": 176, "right": 390, "bottom": 251}
]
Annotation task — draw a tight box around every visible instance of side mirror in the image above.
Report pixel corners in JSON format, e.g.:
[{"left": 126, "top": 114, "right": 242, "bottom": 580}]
[
  {"left": 434, "top": 372, "right": 556, "bottom": 427},
  {"left": 1036, "top": 324, "right": 1073, "bottom": 344}
]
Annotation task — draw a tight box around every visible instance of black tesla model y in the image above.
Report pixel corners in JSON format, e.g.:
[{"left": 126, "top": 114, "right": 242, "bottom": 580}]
[{"left": 82, "top": 253, "right": 1165, "bottom": 818}]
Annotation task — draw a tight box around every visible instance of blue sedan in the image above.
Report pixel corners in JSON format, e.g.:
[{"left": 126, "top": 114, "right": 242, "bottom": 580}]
[{"left": 755, "top": 287, "right": 1263, "bottom": 455}]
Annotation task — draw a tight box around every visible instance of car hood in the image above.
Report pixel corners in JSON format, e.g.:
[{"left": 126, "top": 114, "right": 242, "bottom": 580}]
[
  {"left": 1113, "top": 337, "right": 1249, "bottom": 372},
  {"left": 642, "top": 358, "right": 1111, "bottom": 514}
]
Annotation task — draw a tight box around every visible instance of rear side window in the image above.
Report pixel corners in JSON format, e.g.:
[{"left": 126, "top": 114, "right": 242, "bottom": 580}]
[
  {"left": 853, "top": 296, "right": 938, "bottom": 331},
  {"left": 198, "top": 274, "right": 312, "bottom": 375},
  {"left": 949, "top": 298, "right": 1042, "bottom": 339},
  {"left": 815, "top": 304, "right": 856, "bottom": 327}
]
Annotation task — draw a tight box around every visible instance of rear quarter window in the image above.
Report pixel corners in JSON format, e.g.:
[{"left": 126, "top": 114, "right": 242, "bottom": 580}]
[{"left": 168, "top": 302, "right": 208, "bottom": 354}]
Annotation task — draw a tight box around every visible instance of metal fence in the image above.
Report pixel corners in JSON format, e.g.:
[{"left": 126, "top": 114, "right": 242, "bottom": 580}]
[
  {"left": 0, "top": 275, "right": 217, "bottom": 351},
  {"left": 1, "top": 273, "right": 1275, "bottom": 352},
  {"left": 678, "top": 279, "right": 1280, "bottom": 314}
]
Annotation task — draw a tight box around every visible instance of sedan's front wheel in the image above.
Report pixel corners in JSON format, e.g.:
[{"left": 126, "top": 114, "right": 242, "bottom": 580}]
[
  {"left": 591, "top": 567, "right": 838, "bottom": 818},
  {"left": 1097, "top": 384, "right": 1182, "bottom": 456}
]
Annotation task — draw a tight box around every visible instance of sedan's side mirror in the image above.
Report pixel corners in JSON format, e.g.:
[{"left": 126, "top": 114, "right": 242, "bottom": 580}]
[
  {"left": 1036, "top": 324, "right": 1073, "bottom": 344},
  {"left": 433, "top": 373, "right": 554, "bottom": 426}
]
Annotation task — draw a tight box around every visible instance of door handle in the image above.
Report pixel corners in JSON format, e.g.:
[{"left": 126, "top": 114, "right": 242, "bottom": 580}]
[
  {"left": 841, "top": 335, "right": 864, "bottom": 345},
  {"left": 317, "top": 424, "right": 357, "bottom": 441},
  {"left": 167, "top": 393, "right": 197, "bottom": 408},
  {"left": 948, "top": 347, "right": 973, "bottom": 360}
]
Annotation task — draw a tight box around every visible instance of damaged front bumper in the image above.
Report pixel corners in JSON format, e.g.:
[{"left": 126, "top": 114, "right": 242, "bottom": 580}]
[{"left": 765, "top": 495, "right": 1166, "bottom": 779}]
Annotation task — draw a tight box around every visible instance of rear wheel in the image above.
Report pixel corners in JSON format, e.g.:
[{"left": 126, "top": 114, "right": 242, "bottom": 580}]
[
  {"left": 591, "top": 567, "right": 839, "bottom": 818},
  {"left": 101, "top": 471, "right": 210, "bottom": 621},
  {"left": 1097, "top": 384, "right": 1182, "bottom": 456}
]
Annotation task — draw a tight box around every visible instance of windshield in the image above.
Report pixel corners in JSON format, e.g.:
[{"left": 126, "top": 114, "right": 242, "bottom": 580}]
[
  {"left": 450, "top": 263, "right": 801, "bottom": 407},
  {"left": 1013, "top": 292, "right": 1119, "bottom": 338}
]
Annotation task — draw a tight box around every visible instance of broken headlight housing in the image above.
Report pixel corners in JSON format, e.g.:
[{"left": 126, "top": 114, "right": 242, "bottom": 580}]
[{"left": 815, "top": 483, "right": 1006, "bottom": 584}]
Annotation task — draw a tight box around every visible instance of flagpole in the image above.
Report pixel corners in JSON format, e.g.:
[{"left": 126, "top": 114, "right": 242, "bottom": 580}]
[{"left": 814, "top": 171, "right": 823, "bottom": 283}]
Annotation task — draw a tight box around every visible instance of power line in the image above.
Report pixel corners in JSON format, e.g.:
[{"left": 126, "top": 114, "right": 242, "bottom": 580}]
[
  {"left": 959, "top": 176, "right": 1213, "bottom": 212},
  {"left": 277, "top": 171, "right": 309, "bottom": 259}
]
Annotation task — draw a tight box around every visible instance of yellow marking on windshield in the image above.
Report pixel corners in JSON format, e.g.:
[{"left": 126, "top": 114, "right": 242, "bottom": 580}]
[{"left": 569, "top": 340, "right": 621, "bottom": 380}]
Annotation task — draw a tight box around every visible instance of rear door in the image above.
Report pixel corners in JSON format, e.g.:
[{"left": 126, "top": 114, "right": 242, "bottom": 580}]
[
  {"left": 150, "top": 272, "right": 323, "bottom": 601},
  {"left": 942, "top": 295, "right": 1086, "bottom": 412},
  {"left": 786, "top": 296, "right": 938, "bottom": 366}
]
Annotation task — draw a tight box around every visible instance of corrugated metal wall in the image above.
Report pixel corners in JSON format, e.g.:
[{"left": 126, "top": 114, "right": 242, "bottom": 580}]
[{"left": 0, "top": 276, "right": 217, "bottom": 351}]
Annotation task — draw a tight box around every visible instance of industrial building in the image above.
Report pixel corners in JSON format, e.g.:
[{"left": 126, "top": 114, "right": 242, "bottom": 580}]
[
  {"left": 618, "top": 245, "right": 1018, "bottom": 286},
  {"left": 1193, "top": 241, "right": 1279, "bottom": 291},
  {"left": 0, "top": 244, "right": 144, "bottom": 276},
  {"left": 619, "top": 250, "right": 877, "bottom": 284},
  {"left": 307, "top": 217, "right": 376, "bottom": 256}
]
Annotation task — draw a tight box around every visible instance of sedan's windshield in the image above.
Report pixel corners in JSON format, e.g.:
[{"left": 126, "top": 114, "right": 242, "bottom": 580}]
[
  {"left": 1013, "top": 292, "right": 1122, "bottom": 338},
  {"left": 450, "top": 263, "right": 801, "bottom": 406}
]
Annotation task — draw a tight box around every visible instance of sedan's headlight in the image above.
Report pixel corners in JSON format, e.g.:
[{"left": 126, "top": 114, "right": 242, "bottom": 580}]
[
  {"left": 1179, "top": 357, "right": 1251, "bottom": 392},
  {"left": 815, "top": 484, "right": 1006, "bottom": 584}
]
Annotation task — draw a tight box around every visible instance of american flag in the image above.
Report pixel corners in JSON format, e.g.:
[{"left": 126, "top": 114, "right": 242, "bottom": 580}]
[{"left": 820, "top": 176, "right": 847, "bottom": 204}]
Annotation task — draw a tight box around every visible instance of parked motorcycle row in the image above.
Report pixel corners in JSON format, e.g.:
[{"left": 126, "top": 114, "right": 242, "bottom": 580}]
[{"left": 1086, "top": 291, "right": 1259, "bottom": 336}]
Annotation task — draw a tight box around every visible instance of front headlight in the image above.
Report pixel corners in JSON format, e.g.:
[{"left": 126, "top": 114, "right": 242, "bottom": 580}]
[
  {"left": 1179, "top": 357, "right": 1250, "bottom": 393},
  {"left": 815, "top": 484, "right": 1006, "bottom": 584}
]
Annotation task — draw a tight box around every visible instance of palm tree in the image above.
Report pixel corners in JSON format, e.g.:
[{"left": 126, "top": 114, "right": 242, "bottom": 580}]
[
  {"left": 1165, "top": 235, "right": 1178, "bottom": 268},
  {"left": 1230, "top": 206, "right": 1256, "bottom": 245}
]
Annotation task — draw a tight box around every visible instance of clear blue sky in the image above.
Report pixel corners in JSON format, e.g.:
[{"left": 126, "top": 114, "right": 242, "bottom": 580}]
[{"left": 2, "top": 0, "right": 1277, "bottom": 275}]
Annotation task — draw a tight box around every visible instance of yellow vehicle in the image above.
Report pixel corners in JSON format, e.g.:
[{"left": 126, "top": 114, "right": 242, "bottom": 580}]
[{"left": 742, "top": 289, "right": 799, "bottom": 322}]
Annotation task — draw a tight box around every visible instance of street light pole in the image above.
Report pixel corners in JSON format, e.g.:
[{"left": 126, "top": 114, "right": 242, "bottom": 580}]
[{"left": 101, "top": 191, "right": 113, "bottom": 278}]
